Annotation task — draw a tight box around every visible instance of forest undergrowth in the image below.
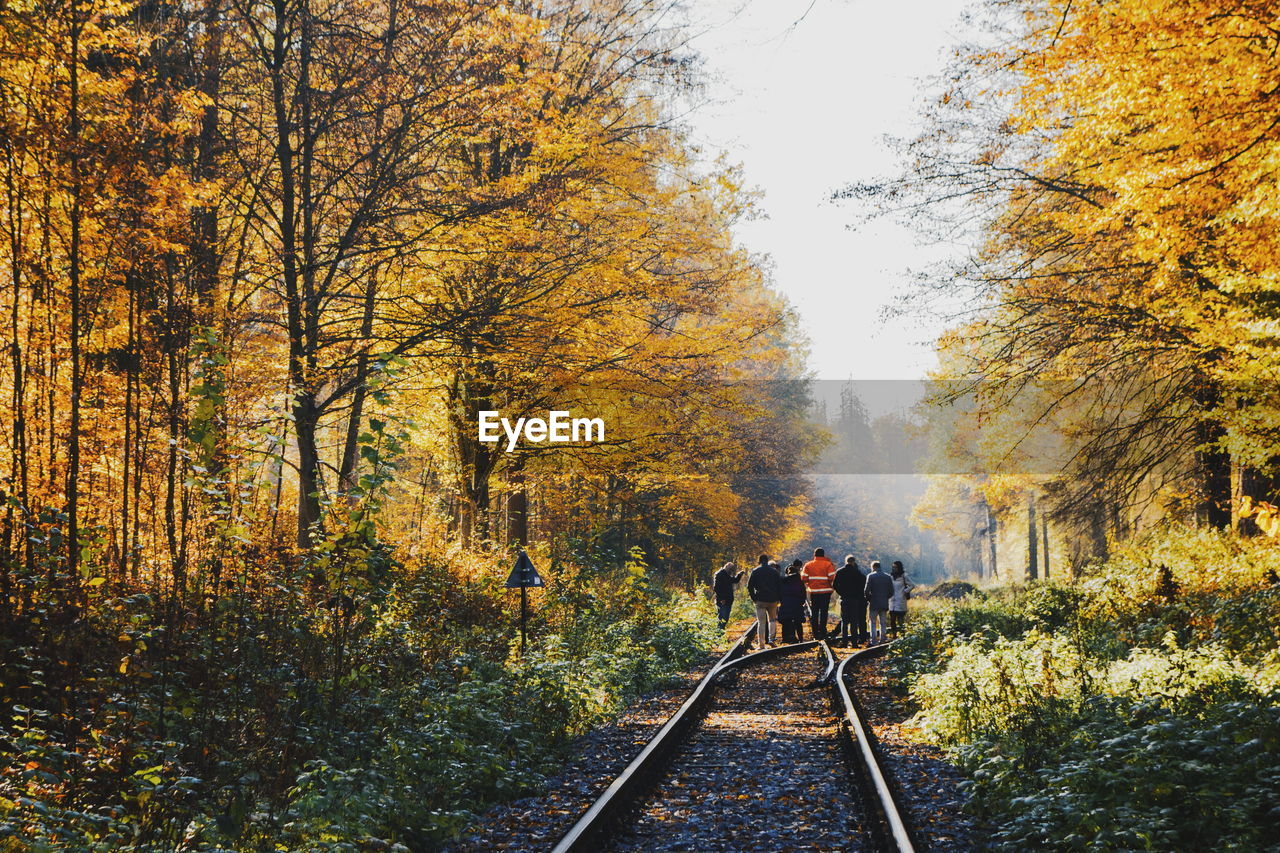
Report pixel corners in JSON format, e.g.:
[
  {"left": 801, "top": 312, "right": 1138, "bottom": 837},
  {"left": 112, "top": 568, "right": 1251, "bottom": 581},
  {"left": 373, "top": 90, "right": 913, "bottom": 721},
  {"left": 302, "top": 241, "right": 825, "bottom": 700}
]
[
  {"left": 0, "top": 540, "right": 720, "bottom": 852},
  {"left": 890, "top": 526, "right": 1280, "bottom": 851}
]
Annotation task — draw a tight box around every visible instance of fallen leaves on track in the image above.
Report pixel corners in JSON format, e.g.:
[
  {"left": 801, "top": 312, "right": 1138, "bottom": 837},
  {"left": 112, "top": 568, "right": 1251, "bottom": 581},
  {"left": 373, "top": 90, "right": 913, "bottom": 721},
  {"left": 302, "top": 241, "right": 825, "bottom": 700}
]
[{"left": 607, "top": 649, "right": 867, "bottom": 853}]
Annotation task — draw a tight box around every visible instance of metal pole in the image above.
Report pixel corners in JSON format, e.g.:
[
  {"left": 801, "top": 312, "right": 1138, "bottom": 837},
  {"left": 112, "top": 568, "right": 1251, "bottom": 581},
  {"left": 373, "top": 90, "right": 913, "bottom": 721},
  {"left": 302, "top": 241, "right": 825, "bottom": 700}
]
[{"left": 520, "top": 583, "right": 528, "bottom": 655}]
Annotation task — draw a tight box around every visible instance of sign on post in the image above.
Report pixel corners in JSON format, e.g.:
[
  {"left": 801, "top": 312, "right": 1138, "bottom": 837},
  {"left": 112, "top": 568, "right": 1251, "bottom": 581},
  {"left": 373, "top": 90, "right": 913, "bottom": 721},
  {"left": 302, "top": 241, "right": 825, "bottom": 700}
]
[
  {"left": 505, "top": 550, "right": 543, "bottom": 654},
  {"left": 504, "top": 550, "right": 544, "bottom": 589}
]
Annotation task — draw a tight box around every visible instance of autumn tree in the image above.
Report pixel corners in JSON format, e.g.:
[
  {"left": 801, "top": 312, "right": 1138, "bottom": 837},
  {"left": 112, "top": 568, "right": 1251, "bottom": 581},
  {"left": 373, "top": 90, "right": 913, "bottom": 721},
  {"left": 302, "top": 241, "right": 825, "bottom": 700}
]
[
  {"left": 0, "top": 0, "right": 209, "bottom": 596},
  {"left": 866, "top": 0, "right": 1280, "bottom": 563}
]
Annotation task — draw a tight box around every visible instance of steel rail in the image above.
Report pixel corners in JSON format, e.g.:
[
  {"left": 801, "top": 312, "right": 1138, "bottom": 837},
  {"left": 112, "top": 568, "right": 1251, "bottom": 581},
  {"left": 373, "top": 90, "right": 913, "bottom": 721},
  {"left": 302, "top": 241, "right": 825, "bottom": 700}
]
[
  {"left": 716, "top": 638, "right": 818, "bottom": 672},
  {"left": 549, "top": 622, "right": 823, "bottom": 853},
  {"left": 832, "top": 644, "right": 917, "bottom": 853},
  {"left": 818, "top": 638, "right": 837, "bottom": 682}
]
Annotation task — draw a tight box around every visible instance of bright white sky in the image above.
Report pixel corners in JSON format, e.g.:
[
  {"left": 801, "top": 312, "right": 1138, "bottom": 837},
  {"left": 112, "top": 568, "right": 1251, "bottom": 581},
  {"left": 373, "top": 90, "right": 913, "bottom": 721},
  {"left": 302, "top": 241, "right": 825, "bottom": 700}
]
[{"left": 684, "top": 0, "right": 973, "bottom": 381}]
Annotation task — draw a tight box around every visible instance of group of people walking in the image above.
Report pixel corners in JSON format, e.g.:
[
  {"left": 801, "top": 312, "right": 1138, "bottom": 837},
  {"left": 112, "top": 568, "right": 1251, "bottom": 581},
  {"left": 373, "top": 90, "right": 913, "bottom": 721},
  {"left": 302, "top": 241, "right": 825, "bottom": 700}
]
[{"left": 713, "top": 549, "right": 914, "bottom": 647}]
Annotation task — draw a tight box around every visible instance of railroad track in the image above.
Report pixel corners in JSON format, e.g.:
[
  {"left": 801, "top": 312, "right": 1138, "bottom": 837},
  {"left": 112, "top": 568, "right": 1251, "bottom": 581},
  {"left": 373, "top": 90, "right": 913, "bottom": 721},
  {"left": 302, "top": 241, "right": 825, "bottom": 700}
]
[{"left": 550, "top": 625, "right": 919, "bottom": 853}]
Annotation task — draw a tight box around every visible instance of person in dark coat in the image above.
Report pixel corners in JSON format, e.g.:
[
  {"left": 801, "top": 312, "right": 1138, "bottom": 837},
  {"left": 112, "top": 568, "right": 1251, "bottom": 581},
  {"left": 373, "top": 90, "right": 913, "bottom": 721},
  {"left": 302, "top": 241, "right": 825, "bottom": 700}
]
[
  {"left": 833, "top": 555, "right": 868, "bottom": 646},
  {"left": 864, "top": 560, "right": 894, "bottom": 644},
  {"left": 778, "top": 561, "right": 808, "bottom": 643},
  {"left": 747, "top": 555, "right": 783, "bottom": 646},
  {"left": 712, "top": 561, "right": 746, "bottom": 628}
]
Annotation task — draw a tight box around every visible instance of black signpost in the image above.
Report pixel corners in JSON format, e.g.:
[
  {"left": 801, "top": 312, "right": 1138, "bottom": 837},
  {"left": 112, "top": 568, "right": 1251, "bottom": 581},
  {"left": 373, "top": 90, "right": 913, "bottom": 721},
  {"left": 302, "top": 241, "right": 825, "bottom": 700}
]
[{"left": 504, "top": 550, "right": 544, "bottom": 655}]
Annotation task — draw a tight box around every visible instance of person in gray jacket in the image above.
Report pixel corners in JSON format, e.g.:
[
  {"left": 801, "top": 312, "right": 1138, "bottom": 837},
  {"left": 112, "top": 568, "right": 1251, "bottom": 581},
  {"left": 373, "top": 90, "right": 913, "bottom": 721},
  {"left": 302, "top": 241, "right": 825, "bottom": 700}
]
[{"left": 864, "top": 560, "right": 894, "bottom": 645}]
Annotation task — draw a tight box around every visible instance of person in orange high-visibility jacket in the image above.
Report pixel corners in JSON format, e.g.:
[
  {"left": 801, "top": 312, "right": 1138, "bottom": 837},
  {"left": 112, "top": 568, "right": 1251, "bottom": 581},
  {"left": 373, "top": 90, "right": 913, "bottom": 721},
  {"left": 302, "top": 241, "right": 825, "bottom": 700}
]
[{"left": 801, "top": 548, "right": 837, "bottom": 640}]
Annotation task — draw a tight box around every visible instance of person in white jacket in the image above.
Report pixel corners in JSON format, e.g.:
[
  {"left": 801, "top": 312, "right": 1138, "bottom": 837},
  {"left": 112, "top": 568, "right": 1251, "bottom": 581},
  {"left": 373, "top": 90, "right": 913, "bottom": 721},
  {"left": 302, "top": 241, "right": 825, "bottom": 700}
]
[{"left": 889, "top": 560, "right": 914, "bottom": 638}]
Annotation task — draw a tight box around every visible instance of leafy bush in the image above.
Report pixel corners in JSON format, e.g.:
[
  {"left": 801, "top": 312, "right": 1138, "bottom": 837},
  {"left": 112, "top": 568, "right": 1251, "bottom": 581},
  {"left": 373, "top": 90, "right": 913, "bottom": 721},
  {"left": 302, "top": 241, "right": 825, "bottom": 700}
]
[
  {"left": 1076, "top": 525, "right": 1280, "bottom": 657},
  {"left": 889, "top": 525, "right": 1280, "bottom": 851},
  {"left": 962, "top": 696, "right": 1280, "bottom": 851},
  {"left": 0, "top": 547, "right": 721, "bottom": 851},
  {"left": 911, "top": 632, "right": 1089, "bottom": 748},
  {"left": 887, "top": 581, "right": 1099, "bottom": 683}
]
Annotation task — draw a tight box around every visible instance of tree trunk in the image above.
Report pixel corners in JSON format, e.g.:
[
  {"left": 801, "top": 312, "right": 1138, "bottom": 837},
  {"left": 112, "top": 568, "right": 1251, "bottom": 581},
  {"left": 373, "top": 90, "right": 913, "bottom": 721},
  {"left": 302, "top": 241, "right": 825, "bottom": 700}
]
[
  {"left": 1195, "top": 393, "right": 1233, "bottom": 528},
  {"left": 130, "top": 371, "right": 148, "bottom": 580},
  {"left": 194, "top": 0, "right": 226, "bottom": 589},
  {"left": 120, "top": 278, "right": 136, "bottom": 581},
  {"left": 270, "top": 0, "right": 317, "bottom": 550},
  {"left": 458, "top": 497, "right": 472, "bottom": 547},
  {"left": 1027, "top": 493, "right": 1038, "bottom": 581},
  {"left": 506, "top": 466, "right": 528, "bottom": 547},
  {"left": 1041, "top": 514, "right": 1050, "bottom": 579},
  {"left": 985, "top": 502, "right": 999, "bottom": 580},
  {"left": 164, "top": 272, "right": 186, "bottom": 597},
  {"left": 1111, "top": 504, "right": 1129, "bottom": 542},
  {"left": 4, "top": 151, "right": 30, "bottom": 586},
  {"left": 66, "top": 0, "right": 83, "bottom": 583},
  {"left": 338, "top": 273, "right": 377, "bottom": 494},
  {"left": 1090, "top": 506, "right": 1108, "bottom": 564},
  {"left": 269, "top": 407, "right": 289, "bottom": 542},
  {"left": 294, "top": 390, "right": 323, "bottom": 550},
  {"left": 472, "top": 474, "right": 491, "bottom": 546}
]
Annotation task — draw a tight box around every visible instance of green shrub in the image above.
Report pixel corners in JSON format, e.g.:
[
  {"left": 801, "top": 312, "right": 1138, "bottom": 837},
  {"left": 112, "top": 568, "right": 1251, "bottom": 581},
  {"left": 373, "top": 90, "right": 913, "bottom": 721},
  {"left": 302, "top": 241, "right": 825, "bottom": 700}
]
[
  {"left": 886, "top": 582, "right": 1102, "bottom": 684},
  {"left": 910, "top": 631, "right": 1090, "bottom": 761},
  {"left": 890, "top": 525, "right": 1280, "bottom": 851},
  {"left": 963, "top": 696, "right": 1280, "bottom": 851},
  {"left": 1, "top": 549, "right": 721, "bottom": 852}
]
